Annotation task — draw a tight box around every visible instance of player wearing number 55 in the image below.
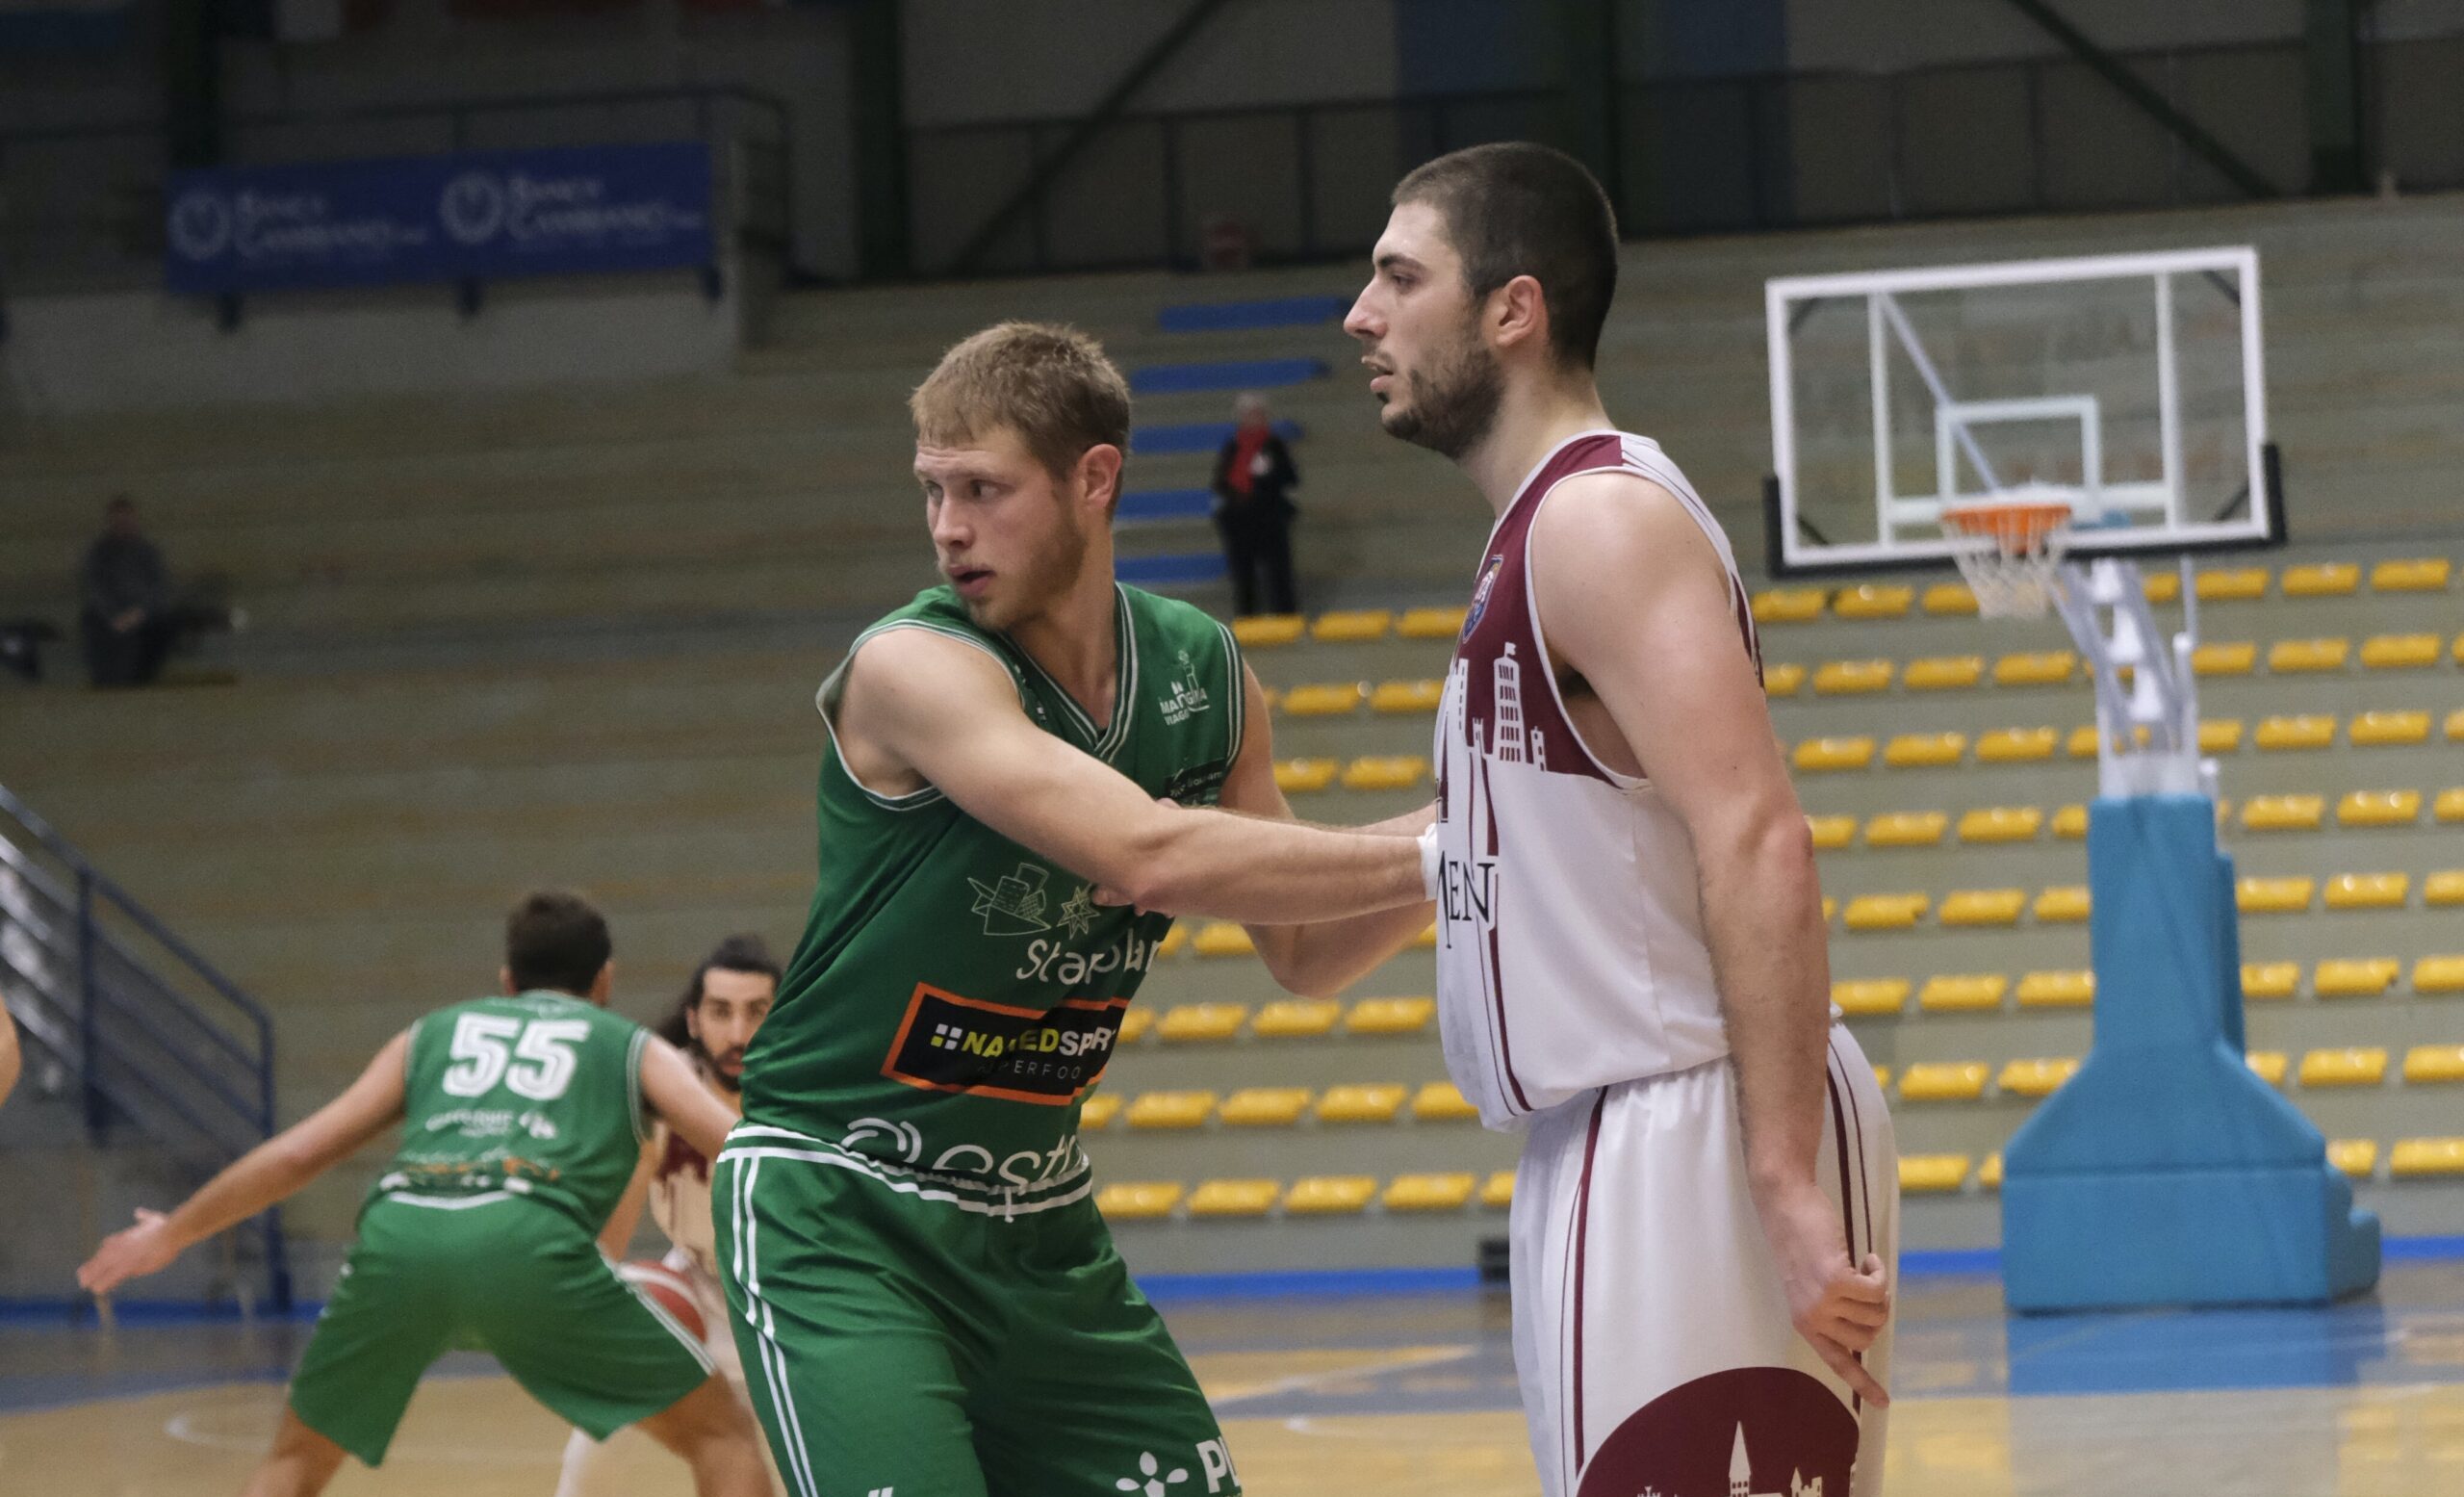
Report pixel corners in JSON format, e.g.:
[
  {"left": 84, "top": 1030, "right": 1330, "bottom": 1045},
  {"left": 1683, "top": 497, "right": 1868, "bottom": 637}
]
[{"left": 76, "top": 890, "right": 772, "bottom": 1497}]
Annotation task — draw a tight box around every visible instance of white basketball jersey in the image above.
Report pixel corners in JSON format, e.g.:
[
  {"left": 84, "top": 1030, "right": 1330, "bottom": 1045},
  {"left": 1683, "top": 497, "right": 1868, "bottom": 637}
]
[
  {"left": 649, "top": 1122, "right": 721, "bottom": 1279},
  {"left": 1432, "top": 429, "right": 1762, "bottom": 1128}
]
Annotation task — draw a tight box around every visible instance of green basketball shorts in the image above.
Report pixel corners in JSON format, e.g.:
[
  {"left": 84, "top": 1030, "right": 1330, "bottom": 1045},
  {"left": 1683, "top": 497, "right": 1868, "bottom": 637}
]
[
  {"left": 713, "top": 1127, "right": 1241, "bottom": 1497},
  {"left": 289, "top": 1194, "right": 713, "bottom": 1466}
]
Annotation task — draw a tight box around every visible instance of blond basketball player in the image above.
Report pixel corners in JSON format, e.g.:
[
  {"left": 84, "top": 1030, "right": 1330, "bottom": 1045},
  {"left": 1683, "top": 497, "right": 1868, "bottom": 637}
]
[
  {"left": 557, "top": 935, "right": 782, "bottom": 1497},
  {"left": 1344, "top": 142, "right": 1898, "bottom": 1497}
]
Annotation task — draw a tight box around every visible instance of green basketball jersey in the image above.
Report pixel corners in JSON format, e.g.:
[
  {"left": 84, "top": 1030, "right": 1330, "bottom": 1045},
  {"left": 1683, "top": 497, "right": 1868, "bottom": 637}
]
[
  {"left": 739, "top": 582, "right": 1244, "bottom": 1206},
  {"left": 373, "top": 990, "right": 653, "bottom": 1231}
]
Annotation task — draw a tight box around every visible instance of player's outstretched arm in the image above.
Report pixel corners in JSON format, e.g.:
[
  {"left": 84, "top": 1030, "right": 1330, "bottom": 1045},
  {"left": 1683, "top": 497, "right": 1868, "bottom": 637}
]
[
  {"left": 599, "top": 1134, "right": 660, "bottom": 1258},
  {"left": 839, "top": 628, "right": 1429, "bottom": 925},
  {"left": 639, "top": 1037, "right": 736, "bottom": 1163},
  {"left": 77, "top": 1029, "right": 411, "bottom": 1297},
  {"left": 1216, "top": 664, "right": 1436, "bottom": 996},
  {"left": 1531, "top": 474, "right": 1889, "bottom": 1406}
]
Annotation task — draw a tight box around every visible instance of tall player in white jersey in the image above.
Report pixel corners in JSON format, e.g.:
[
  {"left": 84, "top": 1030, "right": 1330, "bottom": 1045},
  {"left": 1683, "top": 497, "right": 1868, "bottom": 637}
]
[
  {"left": 557, "top": 936, "right": 782, "bottom": 1497},
  {"left": 1344, "top": 142, "right": 1897, "bottom": 1497}
]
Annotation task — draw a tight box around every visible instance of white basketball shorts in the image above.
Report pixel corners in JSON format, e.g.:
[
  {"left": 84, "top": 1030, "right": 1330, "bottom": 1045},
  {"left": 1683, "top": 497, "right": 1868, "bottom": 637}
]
[{"left": 1508, "top": 1021, "right": 1897, "bottom": 1497}]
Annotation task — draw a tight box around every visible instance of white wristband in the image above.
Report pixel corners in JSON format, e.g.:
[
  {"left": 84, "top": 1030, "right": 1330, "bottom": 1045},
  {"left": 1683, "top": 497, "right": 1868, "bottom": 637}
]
[{"left": 1417, "top": 824, "right": 1443, "bottom": 901}]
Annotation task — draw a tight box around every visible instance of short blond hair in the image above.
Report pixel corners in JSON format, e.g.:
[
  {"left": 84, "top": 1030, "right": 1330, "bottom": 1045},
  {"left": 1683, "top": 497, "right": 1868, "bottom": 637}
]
[{"left": 911, "top": 322, "right": 1133, "bottom": 503}]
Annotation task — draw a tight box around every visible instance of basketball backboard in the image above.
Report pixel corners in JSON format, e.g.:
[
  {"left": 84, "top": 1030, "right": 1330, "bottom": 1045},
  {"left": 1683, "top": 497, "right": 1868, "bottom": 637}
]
[{"left": 1763, "top": 247, "right": 2280, "bottom": 577}]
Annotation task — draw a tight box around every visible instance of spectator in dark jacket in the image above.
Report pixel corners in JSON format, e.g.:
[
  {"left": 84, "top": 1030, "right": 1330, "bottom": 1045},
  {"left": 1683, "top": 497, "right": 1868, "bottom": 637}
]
[
  {"left": 81, "top": 496, "right": 177, "bottom": 687},
  {"left": 1209, "top": 393, "right": 1300, "bottom": 616}
]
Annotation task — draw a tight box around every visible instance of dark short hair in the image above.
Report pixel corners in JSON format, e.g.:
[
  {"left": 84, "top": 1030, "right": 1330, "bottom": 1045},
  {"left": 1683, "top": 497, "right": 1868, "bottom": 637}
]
[
  {"left": 504, "top": 890, "right": 612, "bottom": 996},
  {"left": 657, "top": 933, "right": 783, "bottom": 1047},
  {"left": 1393, "top": 142, "right": 1620, "bottom": 371}
]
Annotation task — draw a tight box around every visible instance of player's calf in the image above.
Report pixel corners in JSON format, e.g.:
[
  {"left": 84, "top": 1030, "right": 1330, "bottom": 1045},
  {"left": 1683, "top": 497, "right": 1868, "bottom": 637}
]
[{"left": 639, "top": 1373, "right": 775, "bottom": 1497}]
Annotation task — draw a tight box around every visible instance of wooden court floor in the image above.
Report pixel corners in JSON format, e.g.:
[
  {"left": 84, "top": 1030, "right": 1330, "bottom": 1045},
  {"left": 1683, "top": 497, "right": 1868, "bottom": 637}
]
[{"left": 8, "top": 1263, "right": 2464, "bottom": 1496}]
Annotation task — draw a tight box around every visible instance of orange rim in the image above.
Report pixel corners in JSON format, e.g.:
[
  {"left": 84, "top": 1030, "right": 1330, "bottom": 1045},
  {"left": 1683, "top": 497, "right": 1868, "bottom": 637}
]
[{"left": 1941, "top": 500, "right": 2073, "bottom": 554}]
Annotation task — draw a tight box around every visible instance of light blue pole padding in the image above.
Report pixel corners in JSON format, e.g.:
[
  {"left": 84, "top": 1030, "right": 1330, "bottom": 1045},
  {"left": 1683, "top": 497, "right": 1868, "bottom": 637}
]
[{"left": 2001, "top": 794, "right": 2381, "bottom": 1310}]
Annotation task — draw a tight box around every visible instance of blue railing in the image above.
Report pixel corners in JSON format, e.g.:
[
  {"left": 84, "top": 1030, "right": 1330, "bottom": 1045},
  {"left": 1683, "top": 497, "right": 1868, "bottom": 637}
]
[{"left": 0, "top": 781, "right": 289, "bottom": 1310}]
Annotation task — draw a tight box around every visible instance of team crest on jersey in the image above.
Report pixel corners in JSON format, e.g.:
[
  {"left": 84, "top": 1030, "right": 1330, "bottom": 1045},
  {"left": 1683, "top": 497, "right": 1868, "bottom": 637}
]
[
  {"left": 968, "top": 862, "right": 1055, "bottom": 936},
  {"left": 1158, "top": 648, "right": 1212, "bottom": 725},
  {"left": 1463, "top": 554, "right": 1505, "bottom": 635}
]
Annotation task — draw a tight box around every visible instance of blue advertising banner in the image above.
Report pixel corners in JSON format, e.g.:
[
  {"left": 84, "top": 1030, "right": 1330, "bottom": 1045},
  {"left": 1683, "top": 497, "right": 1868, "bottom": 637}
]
[{"left": 164, "top": 142, "right": 714, "bottom": 296}]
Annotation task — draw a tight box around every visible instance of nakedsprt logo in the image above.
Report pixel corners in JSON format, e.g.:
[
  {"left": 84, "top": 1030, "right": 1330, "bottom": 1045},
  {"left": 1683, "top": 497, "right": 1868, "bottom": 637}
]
[
  {"left": 1463, "top": 554, "right": 1505, "bottom": 635},
  {"left": 883, "top": 984, "right": 1126, "bottom": 1105}
]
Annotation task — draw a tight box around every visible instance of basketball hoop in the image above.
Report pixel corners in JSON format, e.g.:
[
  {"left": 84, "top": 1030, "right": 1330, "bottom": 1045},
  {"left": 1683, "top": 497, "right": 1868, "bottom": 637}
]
[{"left": 1941, "top": 497, "right": 2074, "bottom": 618}]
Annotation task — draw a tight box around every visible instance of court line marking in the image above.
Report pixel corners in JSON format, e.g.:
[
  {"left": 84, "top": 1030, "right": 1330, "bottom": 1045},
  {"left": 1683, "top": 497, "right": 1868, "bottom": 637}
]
[
  {"left": 1209, "top": 1345, "right": 1480, "bottom": 1409},
  {"left": 163, "top": 1402, "right": 561, "bottom": 1466}
]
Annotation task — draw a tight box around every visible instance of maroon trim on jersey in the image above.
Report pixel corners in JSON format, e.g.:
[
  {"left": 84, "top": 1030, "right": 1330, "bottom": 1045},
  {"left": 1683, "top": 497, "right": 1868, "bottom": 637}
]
[
  {"left": 657, "top": 1128, "right": 710, "bottom": 1184},
  {"left": 1569, "top": 1091, "right": 1607, "bottom": 1475}
]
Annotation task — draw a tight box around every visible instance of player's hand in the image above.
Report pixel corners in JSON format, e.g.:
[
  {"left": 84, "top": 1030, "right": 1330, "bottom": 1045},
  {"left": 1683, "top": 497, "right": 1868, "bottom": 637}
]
[
  {"left": 1757, "top": 1180, "right": 1890, "bottom": 1406},
  {"left": 78, "top": 1207, "right": 183, "bottom": 1296}
]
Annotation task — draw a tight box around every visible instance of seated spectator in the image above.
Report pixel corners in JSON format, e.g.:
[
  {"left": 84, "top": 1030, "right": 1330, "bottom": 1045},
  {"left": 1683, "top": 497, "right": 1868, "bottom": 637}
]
[
  {"left": 79, "top": 496, "right": 233, "bottom": 687},
  {"left": 1209, "top": 393, "right": 1300, "bottom": 617}
]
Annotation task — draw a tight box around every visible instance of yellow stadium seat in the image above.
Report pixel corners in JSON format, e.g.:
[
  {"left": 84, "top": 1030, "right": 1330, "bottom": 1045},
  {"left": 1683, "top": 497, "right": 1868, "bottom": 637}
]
[
  {"left": 1939, "top": 890, "right": 2026, "bottom": 927},
  {"left": 1231, "top": 614, "right": 1305, "bottom": 648},
  {"left": 1978, "top": 1152, "right": 2004, "bottom": 1190},
  {"left": 1252, "top": 999, "right": 1341, "bottom": 1039},
  {"left": 1899, "top": 1155, "right": 1971, "bottom": 1193},
  {"left": 1763, "top": 662, "right": 1807, "bottom": 696},
  {"left": 1345, "top": 996, "right": 1435, "bottom": 1035},
  {"left": 2370, "top": 557, "right": 2451, "bottom": 593},
  {"left": 2404, "top": 962, "right": 2464, "bottom": 995},
  {"left": 1822, "top": 897, "right": 1836, "bottom": 923},
  {"left": 1872, "top": 1065, "right": 1892, "bottom": 1091},
  {"left": 2052, "top": 804, "right": 2089, "bottom": 839},
  {"left": 2033, "top": 886, "right": 2092, "bottom": 923},
  {"left": 2143, "top": 571, "right": 2181, "bottom": 604},
  {"left": 1410, "top": 1080, "right": 1480, "bottom": 1122},
  {"left": 2242, "top": 962, "right": 2301, "bottom": 1000},
  {"left": 2065, "top": 725, "right": 2103, "bottom": 761},
  {"left": 1996, "top": 1057, "right": 2079, "bottom": 1097},
  {"left": 1923, "top": 581, "right": 1980, "bottom": 615},
  {"left": 1159, "top": 1002, "right": 1250, "bottom": 1043},
  {"left": 1194, "top": 922, "right": 1255, "bottom": 957},
  {"left": 1096, "top": 1181, "right": 1183, "bottom": 1219},
  {"left": 1282, "top": 682, "right": 1365, "bottom": 716},
  {"left": 2281, "top": 562, "right": 2360, "bottom": 597},
  {"left": 2017, "top": 969, "right": 2094, "bottom": 1007},
  {"left": 1369, "top": 679, "right": 1443, "bottom": 714},
  {"left": 1416, "top": 922, "right": 1437, "bottom": 949},
  {"left": 1312, "top": 609, "right": 1393, "bottom": 642},
  {"left": 2255, "top": 714, "right": 2336, "bottom": 751},
  {"left": 1314, "top": 1083, "right": 1409, "bottom": 1123},
  {"left": 2391, "top": 1139, "right": 2464, "bottom": 1177},
  {"left": 1900, "top": 1062, "right": 1989, "bottom": 1101},
  {"left": 2193, "top": 642, "right": 2258, "bottom": 677},
  {"left": 1274, "top": 758, "right": 1339, "bottom": 794},
  {"left": 2236, "top": 876, "right": 2314, "bottom": 915},
  {"left": 1919, "top": 973, "right": 2010, "bottom": 1011},
  {"left": 2451, "top": 709, "right": 2464, "bottom": 742},
  {"left": 2323, "top": 873, "right": 2409, "bottom": 911},
  {"left": 1814, "top": 659, "right": 1894, "bottom": 695},
  {"left": 1341, "top": 755, "right": 1429, "bottom": 791},
  {"left": 2428, "top": 871, "right": 2464, "bottom": 908},
  {"left": 1842, "top": 893, "right": 1929, "bottom": 931},
  {"left": 2439, "top": 789, "right": 2464, "bottom": 823},
  {"left": 1219, "top": 1088, "right": 1314, "bottom": 1127},
  {"left": 1807, "top": 814, "right": 1858, "bottom": 850},
  {"left": 2246, "top": 1051, "right": 2289, "bottom": 1085},
  {"left": 1833, "top": 583, "right": 1913, "bottom": 620},
  {"left": 2241, "top": 794, "right": 2324, "bottom": 832},
  {"left": 1382, "top": 1173, "right": 1478, "bottom": 1212},
  {"left": 2298, "top": 1047, "right": 2389, "bottom": 1087},
  {"left": 2315, "top": 958, "right": 2401, "bottom": 998},
  {"left": 1155, "top": 927, "right": 1189, "bottom": 960},
  {"left": 1397, "top": 606, "right": 1468, "bottom": 638},
  {"left": 1284, "top": 1175, "right": 1378, "bottom": 1214},
  {"left": 1187, "top": 1178, "right": 1281, "bottom": 1218},
  {"left": 2268, "top": 637, "right": 2350, "bottom": 673},
  {"left": 1865, "top": 812, "right": 1949, "bottom": 846},
  {"left": 1127, "top": 1091, "right": 1218, "bottom": 1129},
  {"left": 1977, "top": 726, "right": 2060, "bottom": 762},
  {"left": 2350, "top": 710, "right": 2430, "bottom": 747},
  {"left": 1832, "top": 978, "right": 1911, "bottom": 1017},
  {"left": 1792, "top": 736, "right": 1876, "bottom": 772},
  {"left": 1906, "top": 656, "right": 1985, "bottom": 691},
  {"left": 1080, "top": 1094, "right": 1123, "bottom": 1130},
  {"left": 2338, "top": 789, "right": 2422, "bottom": 828},
  {"left": 1119, "top": 1008, "right": 1156, "bottom": 1044},
  {"left": 2195, "top": 567, "right": 2271, "bottom": 602},
  {"left": 2327, "top": 1141, "right": 2378, "bottom": 1180},
  {"left": 1884, "top": 734, "right": 1966, "bottom": 768},
  {"left": 2401, "top": 1045, "right": 2464, "bottom": 1084},
  {"left": 1479, "top": 1171, "right": 1517, "bottom": 1208},
  {"left": 2199, "top": 719, "right": 2246, "bottom": 753},
  {"left": 1752, "top": 587, "right": 1827, "bottom": 624},
  {"left": 1994, "top": 651, "right": 2078, "bottom": 686},
  {"left": 2361, "top": 633, "right": 2442, "bottom": 669},
  {"left": 1959, "top": 806, "right": 2043, "bottom": 843}
]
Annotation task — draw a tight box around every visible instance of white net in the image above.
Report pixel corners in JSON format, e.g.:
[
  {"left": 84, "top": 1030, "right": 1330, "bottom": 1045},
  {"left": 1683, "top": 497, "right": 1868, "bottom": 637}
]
[{"left": 1941, "top": 496, "right": 2073, "bottom": 618}]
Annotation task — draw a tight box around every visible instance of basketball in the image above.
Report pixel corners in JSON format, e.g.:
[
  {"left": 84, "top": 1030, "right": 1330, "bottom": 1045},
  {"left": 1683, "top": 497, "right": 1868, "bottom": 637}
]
[{"left": 618, "top": 1260, "right": 706, "bottom": 1343}]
